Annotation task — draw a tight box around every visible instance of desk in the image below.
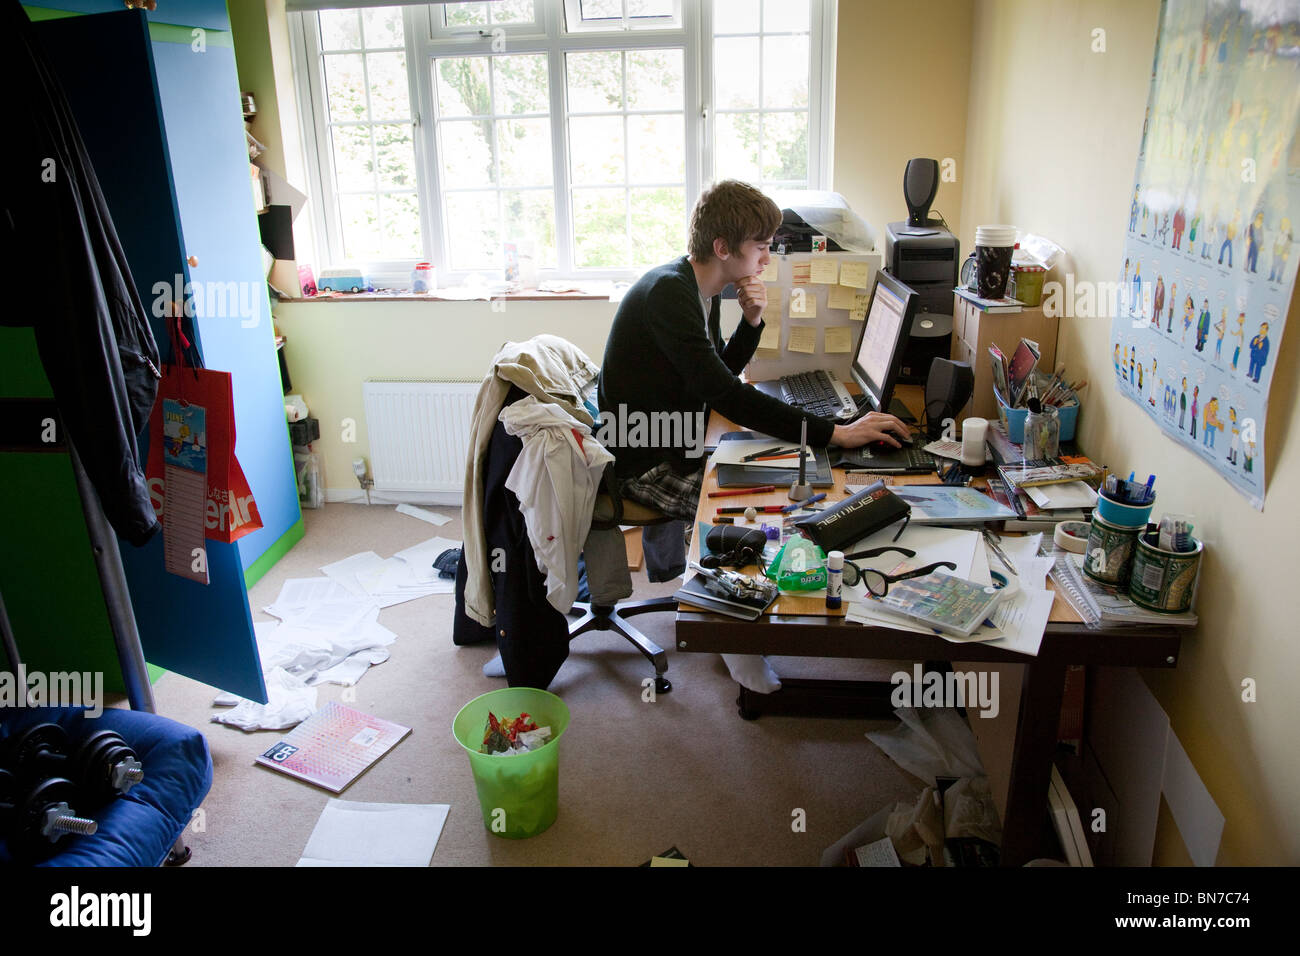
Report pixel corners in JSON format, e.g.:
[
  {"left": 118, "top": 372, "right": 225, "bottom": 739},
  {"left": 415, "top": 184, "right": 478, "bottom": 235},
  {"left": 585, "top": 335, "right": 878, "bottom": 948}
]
[{"left": 674, "top": 385, "right": 1184, "bottom": 866}]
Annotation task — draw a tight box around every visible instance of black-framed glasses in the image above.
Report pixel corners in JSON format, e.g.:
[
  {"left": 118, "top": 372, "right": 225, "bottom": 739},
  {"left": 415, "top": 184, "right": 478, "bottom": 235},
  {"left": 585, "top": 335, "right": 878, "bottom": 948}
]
[{"left": 840, "top": 546, "right": 957, "bottom": 597}]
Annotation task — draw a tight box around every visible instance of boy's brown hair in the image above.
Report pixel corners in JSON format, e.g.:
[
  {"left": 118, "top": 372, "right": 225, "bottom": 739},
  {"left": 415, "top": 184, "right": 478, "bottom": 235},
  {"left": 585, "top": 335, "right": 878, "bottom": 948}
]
[{"left": 688, "top": 180, "right": 781, "bottom": 261}]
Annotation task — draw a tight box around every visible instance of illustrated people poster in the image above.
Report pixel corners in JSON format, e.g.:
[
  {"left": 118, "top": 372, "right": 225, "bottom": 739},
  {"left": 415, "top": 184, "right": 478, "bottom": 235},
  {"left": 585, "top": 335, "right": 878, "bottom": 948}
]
[{"left": 1110, "top": 0, "right": 1300, "bottom": 510}]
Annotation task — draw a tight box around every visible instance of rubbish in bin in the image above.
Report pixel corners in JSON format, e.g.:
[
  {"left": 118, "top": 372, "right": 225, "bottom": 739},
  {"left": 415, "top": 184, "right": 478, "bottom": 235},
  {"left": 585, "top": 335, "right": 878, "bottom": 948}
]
[{"left": 480, "top": 712, "right": 553, "bottom": 756}]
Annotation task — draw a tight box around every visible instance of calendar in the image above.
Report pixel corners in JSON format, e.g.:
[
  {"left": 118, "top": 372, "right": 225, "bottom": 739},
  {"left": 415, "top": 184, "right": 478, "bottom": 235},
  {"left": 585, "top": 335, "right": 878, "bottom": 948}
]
[{"left": 255, "top": 702, "right": 411, "bottom": 793}]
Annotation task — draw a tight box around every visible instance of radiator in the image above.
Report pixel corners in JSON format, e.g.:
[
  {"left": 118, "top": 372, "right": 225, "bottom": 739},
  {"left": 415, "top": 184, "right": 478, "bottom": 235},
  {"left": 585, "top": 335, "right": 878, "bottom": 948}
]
[{"left": 362, "top": 380, "right": 479, "bottom": 494}]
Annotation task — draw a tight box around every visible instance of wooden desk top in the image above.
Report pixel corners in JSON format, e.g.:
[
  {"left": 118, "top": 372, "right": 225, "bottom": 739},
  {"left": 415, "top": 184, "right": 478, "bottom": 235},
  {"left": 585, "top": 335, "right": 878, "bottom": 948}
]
[{"left": 685, "top": 384, "right": 1082, "bottom": 624}]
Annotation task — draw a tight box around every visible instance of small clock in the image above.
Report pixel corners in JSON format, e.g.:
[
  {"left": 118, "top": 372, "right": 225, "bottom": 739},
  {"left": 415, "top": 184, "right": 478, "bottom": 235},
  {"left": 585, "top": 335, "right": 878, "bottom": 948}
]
[{"left": 960, "top": 253, "right": 978, "bottom": 290}]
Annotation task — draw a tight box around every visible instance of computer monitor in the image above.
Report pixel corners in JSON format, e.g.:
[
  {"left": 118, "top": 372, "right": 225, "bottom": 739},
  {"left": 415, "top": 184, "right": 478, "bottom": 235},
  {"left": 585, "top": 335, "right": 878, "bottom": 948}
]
[{"left": 850, "top": 270, "right": 920, "bottom": 416}]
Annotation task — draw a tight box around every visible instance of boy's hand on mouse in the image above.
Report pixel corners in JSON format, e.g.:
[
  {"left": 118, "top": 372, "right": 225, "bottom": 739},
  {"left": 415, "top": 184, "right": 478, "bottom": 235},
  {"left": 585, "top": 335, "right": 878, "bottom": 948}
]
[
  {"left": 831, "top": 412, "right": 910, "bottom": 449},
  {"left": 736, "top": 276, "right": 767, "bottom": 326}
]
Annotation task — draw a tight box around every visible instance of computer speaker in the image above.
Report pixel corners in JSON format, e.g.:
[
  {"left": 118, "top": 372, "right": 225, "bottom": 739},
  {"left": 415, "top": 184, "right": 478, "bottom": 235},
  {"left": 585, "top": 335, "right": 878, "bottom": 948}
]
[
  {"left": 923, "top": 357, "right": 974, "bottom": 439},
  {"left": 904, "top": 158, "right": 940, "bottom": 227}
]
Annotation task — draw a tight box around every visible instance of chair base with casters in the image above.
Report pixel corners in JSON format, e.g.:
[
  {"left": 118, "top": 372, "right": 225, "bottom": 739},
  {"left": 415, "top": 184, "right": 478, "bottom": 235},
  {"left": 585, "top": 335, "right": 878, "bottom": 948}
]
[{"left": 569, "top": 490, "right": 679, "bottom": 694}]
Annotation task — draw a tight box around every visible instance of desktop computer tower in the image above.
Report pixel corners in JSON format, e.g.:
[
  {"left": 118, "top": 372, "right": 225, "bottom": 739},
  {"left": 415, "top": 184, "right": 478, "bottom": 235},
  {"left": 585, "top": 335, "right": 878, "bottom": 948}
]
[{"left": 885, "top": 221, "right": 959, "bottom": 384}]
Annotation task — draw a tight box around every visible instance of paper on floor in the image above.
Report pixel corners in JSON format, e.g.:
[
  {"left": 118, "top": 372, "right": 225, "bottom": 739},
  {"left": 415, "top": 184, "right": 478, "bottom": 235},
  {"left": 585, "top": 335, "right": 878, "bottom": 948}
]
[
  {"left": 296, "top": 800, "right": 450, "bottom": 867},
  {"left": 395, "top": 503, "right": 452, "bottom": 526}
]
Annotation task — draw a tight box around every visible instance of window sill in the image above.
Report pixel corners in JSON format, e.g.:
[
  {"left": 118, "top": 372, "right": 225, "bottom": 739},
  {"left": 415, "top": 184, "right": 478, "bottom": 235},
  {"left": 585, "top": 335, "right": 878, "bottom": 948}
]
[{"left": 280, "top": 289, "right": 616, "bottom": 304}]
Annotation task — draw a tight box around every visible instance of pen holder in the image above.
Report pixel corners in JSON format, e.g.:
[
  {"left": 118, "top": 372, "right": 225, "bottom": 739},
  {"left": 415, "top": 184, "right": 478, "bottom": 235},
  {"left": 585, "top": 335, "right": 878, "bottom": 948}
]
[
  {"left": 1095, "top": 490, "right": 1155, "bottom": 528},
  {"left": 1128, "top": 532, "right": 1203, "bottom": 613},
  {"left": 1083, "top": 514, "right": 1141, "bottom": 587}
]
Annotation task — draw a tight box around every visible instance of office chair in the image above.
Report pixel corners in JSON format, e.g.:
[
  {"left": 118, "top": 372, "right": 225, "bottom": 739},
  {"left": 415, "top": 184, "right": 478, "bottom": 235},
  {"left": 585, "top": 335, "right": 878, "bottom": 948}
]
[{"left": 568, "top": 471, "right": 678, "bottom": 694}]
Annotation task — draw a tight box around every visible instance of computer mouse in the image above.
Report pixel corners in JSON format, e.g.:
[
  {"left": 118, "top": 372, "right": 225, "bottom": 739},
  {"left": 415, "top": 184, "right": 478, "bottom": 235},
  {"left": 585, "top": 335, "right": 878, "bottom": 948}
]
[{"left": 867, "top": 434, "right": 914, "bottom": 452}]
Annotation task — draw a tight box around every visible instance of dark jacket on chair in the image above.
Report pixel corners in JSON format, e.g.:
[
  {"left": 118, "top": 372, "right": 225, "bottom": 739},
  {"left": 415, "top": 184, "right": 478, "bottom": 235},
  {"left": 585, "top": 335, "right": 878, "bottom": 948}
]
[{"left": 453, "top": 386, "right": 571, "bottom": 689}]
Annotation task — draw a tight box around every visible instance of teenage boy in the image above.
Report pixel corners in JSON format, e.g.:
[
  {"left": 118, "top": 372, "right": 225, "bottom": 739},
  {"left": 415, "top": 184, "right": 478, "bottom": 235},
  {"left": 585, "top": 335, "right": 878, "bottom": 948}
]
[{"left": 599, "top": 180, "right": 908, "bottom": 541}]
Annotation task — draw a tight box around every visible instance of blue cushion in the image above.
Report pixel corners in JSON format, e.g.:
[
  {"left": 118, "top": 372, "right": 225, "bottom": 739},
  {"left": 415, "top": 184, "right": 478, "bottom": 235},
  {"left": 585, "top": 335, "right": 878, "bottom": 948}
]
[{"left": 0, "top": 707, "right": 212, "bottom": 867}]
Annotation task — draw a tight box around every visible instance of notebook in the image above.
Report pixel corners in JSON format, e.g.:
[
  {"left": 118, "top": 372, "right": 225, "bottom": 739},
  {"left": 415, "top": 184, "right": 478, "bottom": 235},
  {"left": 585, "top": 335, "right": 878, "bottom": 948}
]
[{"left": 714, "top": 431, "right": 834, "bottom": 488}]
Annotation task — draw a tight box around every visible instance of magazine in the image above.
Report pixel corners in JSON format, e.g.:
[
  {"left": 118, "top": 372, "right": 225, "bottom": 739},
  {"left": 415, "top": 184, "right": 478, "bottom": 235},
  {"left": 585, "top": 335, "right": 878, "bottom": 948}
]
[
  {"left": 255, "top": 702, "right": 412, "bottom": 793},
  {"left": 887, "top": 485, "right": 1016, "bottom": 524}
]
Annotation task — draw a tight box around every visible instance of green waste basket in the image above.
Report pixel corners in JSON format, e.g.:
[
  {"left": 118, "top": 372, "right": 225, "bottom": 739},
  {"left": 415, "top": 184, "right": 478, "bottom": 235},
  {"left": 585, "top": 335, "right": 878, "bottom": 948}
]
[{"left": 452, "top": 687, "right": 570, "bottom": 839}]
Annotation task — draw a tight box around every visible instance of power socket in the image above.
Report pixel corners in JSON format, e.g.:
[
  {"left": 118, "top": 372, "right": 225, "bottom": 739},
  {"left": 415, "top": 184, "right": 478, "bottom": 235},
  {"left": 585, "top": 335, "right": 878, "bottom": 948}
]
[{"left": 352, "top": 457, "right": 368, "bottom": 480}]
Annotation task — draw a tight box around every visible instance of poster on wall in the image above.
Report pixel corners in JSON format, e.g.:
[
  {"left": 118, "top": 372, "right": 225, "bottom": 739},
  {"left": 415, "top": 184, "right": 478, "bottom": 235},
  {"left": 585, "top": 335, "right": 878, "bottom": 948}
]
[{"left": 1110, "top": 0, "right": 1300, "bottom": 510}]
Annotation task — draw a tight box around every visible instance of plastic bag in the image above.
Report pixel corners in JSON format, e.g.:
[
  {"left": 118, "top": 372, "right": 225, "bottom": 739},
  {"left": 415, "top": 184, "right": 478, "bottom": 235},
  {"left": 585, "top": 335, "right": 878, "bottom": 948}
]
[{"left": 766, "top": 532, "right": 827, "bottom": 591}]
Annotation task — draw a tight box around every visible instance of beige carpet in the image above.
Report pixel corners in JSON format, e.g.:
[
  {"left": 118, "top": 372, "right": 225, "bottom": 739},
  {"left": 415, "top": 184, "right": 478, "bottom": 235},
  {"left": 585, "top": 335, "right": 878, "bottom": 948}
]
[{"left": 152, "top": 503, "right": 925, "bottom": 866}]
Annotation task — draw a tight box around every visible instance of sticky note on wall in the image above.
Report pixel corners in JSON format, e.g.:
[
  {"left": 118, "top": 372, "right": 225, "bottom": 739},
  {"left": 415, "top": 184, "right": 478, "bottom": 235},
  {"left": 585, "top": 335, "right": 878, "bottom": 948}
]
[
  {"left": 791, "top": 261, "right": 812, "bottom": 284},
  {"left": 839, "top": 261, "right": 871, "bottom": 287},
  {"left": 824, "top": 326, "right": 854, "bottom": 353},
  {"left": 827, "top": 284, "right": 858, "bottom": 311},
  {"left": 760, "top": 260, "right": 779, "bottom": 282},
  {"left": 809, "top": 258, "right": 838, "bottom": 285},
  {"left": 758, "top": 319, "right": 782, "bottom": 351},
  {"left": 787, "top": 326, "right": 817, "bottom": 353},
  {"left": 789, "top": 288, "right": 817, "bottom": 317}
]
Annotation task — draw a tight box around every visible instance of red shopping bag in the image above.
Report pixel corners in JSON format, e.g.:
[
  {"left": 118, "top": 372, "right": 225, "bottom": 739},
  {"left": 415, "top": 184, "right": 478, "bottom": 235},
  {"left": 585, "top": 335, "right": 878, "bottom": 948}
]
[{"left": 145, "top": 319, "right": 262, "bottom": 544}]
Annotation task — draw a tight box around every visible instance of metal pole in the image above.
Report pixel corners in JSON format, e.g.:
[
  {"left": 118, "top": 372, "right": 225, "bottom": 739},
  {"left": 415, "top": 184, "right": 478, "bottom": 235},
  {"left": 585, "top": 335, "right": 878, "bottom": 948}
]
[
  {"left": 67, "top": 441, "right": 155, "bottom": 714},
  {"left": 0, "top": 589, "right": 23, "bottom": 683}
]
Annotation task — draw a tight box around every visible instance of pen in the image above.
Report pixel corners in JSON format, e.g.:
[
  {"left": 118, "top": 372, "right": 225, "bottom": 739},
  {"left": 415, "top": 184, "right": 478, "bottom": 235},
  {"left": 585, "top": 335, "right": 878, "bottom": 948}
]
[
  {"left": 742, "top": 446, "right": 795, "bottom": 462},
  {"left": 982, "top": 528, "right": 1018, "bottom": 575},
  {"left": 1143, "top": 474, "right": 1155, "bottom": 503},
  {"left": 753, "top": 452, "right": 802, "bottom": 461},
  {"left": 781, "top": 492, "right": 826, "bottom": 513},
  {"left": 717, "top": 505, "right": 785, "bottom": 515},
  {"left": 708, "top": 485, "right": 776, "bottom": 498}
]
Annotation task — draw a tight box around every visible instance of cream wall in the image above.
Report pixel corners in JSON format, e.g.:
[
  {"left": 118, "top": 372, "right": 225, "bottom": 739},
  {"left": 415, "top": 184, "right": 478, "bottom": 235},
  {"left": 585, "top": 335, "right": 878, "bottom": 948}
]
[
  {"left": 959, "top": 0, "right": 1300, "bottom": 865},
  {"left": 273, "top": 298, "right": 619, "bottom": 493},
  {"left": 833, "top": 0, "right": 974, "bottom": 243}
]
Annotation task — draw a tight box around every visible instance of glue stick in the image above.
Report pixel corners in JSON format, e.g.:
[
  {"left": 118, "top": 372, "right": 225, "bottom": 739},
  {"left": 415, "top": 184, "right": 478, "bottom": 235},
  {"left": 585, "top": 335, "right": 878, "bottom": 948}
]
[{"left": 826, "top": 551, "right": 844, "bottom": 609}]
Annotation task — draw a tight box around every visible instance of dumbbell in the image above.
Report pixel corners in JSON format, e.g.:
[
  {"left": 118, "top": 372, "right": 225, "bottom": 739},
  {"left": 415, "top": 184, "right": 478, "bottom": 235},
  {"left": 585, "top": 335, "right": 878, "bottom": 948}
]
[
  {"left": 2, "top": 723, "right": 144, "bottom": 806},
  {"left": 0, "top": 768, "right": 98, "bottom": 860}
]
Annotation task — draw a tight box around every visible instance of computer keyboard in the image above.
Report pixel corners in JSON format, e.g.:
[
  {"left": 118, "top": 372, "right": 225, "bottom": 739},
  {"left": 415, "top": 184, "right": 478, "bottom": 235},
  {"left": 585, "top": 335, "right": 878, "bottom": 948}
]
[{"left": 779, "top": 369, "right": 857, "bottom": 419}]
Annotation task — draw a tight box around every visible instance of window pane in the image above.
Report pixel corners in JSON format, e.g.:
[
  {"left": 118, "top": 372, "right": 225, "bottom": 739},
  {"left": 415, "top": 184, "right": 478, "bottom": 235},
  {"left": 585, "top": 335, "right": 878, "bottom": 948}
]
[
  {"left": 570, "top": 116, "right": 626, "bottom": 185},
  {"left": 628, "top": 0, "right": 673, "bottom": 16},
  {"left": 379, "top": 193, "right": 421, "bottom": 257},
  {"left": 714, "top": 112, "right": 760, "bottom": 182},
  {"left": 444, "top": 2, "right": 488, "bottom": 28},
  {"left": 439, "top": 119, "right": 496, "bottom": 188},
  {"left": 626, "top": 49, "right": 683, "bottom": 111},
  {"left": 445, "top": 192, "right": 501, "bottom": 270},
  {"left": 360, "top": 6, "right": 403, "bottom": 48},
  {"left": 374, "top": 124, "right": 416, "bottom": 189},
  {"left": 762, "top": 37, "right": 808, "bottom": 109},
  {"left": 325, "top": 54, "right": 368, "bottom": 122},
  {"left": 580, "top": 0, "right": 622, "bottom": 21},
  {"left": 628, "top": 114, "right": 683, "bottom": 183},
  {"left": 499, "top": 119, "right": 553, "bottom": 186},
  {"left": 713, "top": 37, "right": 759, "bottom": 110},
  {"left": 572, "top": 188, "right": 628, "bottom": 268},
  {"left": 763, "top": 0, "right": 809, "bottom": 33},
  {"left": 761, "top": 111, "right": 808, "bottom": 182},
  {"left": 367, "top": 52, "right": 410, "bottom": 120},
  {"left": 339, "top": 193, "right": 381, "bottom": 261},
  {"left": 492, "top": 0, "right": 537, "bottom": 24},
  {"left": 630, "top": 187, "right": 685, "bottom": 267},
  {"left": 436, "top": 57, "right": 491, "bottom": 118},
  {"left": 494, "top": 55, "right": 549, "bottom": 115},
  {"left": 713, "top": 0, "right": 760, "bottom": 34},
  {"left": 318, "top": 9, "right": 360, "bottom": 50},
  {"left": 502, "top": 190, "right": 557, "bottom": 268},
  {"left": 566, "top": 52, "right": 623, "bottom": 112},
  {"left": 330, "top": 125, "right": 375, "bottom": 192}
]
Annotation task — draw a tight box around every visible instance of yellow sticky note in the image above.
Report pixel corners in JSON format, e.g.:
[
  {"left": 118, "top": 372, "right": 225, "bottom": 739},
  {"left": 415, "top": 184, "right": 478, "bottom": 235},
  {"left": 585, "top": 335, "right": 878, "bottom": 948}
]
[
  {"left": 762, "top": 294, "right": 782, "bottom": 321},
  {"left": 824, "top": 326, "right": 854, "bottom": 353},
  {"left": 760, "top": 260, "right": 779, "bottom": 282},
  {"left": 809, "top": 258, "right": 839, "bottom": 285},
  {"left": 839, "top": 261, "right": 871, "bottom": 287},
  {"left": 791, "top": 261, "right": 812, "bottom": 284},
  {"left": 651, "top": 856, "right": 689, "bottom": 867},
  {"left": 758, "top": 319, "right": 781, "bottom": 350},
  {"left": 827, "top": 284, "right": 858, "bottom": 311},
  {"left": 850, "top": 293, "right": 870, "bottom": 321},
  {"left": 787, "top": 326, "right": 818, "bottom": 354},
  {"left": 788, "top": 288, "right": 817, "bottom": 318}
]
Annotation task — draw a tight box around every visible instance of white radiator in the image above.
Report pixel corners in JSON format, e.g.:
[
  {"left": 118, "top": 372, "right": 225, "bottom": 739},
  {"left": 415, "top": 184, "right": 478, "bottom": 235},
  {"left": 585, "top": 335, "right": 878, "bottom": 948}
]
[{"left": 362, "top": 380, "right": 479, "bottom": 495}]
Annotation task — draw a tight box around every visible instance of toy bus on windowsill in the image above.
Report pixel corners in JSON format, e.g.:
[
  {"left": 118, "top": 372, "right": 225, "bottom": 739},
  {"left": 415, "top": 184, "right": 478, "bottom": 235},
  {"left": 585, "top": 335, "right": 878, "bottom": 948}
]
[{"left": 317, "top": 268, "right": 373, "bottom": 294}]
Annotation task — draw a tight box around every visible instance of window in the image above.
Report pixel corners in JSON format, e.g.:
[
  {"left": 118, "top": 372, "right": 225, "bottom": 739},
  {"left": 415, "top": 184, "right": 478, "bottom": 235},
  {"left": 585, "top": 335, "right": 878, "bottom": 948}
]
[{"left": 292, "top": 0, "right": 834, "bottom": 283}]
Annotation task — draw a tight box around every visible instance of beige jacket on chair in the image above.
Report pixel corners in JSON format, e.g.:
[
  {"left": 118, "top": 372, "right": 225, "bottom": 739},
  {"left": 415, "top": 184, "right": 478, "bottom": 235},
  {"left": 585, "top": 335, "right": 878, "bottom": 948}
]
[{"left": 462, "top": 334, "right": 601, "bottom": 628}]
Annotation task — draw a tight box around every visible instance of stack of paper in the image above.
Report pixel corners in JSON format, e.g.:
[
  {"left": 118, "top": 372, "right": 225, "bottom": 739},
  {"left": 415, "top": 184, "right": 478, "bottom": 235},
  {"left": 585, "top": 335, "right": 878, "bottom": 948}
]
[{"left": 844, "top": 526, "right": 1055, "bottom": 657}]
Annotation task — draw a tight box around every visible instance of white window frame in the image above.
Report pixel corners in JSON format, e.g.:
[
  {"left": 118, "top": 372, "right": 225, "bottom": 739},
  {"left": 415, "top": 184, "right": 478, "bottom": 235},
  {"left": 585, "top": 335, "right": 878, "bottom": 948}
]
[{"left": 291, "top": 0, "right": 836, "bottom": 285}]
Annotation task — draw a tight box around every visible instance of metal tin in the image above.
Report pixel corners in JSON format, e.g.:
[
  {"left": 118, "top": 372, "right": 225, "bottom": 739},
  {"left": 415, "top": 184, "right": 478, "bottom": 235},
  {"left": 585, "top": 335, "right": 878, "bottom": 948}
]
[
  {"left": 1083, "top": 514, "right": 1140, "bottom": 587},
  {"left": 1129, "top": 533, "right": 1203, "bottom": 613}
]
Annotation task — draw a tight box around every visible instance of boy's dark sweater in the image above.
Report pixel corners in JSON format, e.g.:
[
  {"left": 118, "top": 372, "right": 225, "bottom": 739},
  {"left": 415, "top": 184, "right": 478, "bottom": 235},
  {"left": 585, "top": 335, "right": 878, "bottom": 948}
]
[{"left": 599, "top": 256, "right": 834, "bottom": 479}]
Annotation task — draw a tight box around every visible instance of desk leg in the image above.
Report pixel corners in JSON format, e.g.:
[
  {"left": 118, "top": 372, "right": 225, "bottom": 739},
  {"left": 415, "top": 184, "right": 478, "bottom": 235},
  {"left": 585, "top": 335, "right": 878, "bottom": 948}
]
[{"left": 1000, "top": 658, "right": 1066, "bottom": 867}]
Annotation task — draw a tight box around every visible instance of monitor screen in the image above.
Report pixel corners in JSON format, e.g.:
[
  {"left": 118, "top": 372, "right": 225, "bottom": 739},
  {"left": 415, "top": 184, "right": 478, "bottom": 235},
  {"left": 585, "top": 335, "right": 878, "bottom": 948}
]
[{"left": 850, "top": 271, "right": 919, "bottom": 414}]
